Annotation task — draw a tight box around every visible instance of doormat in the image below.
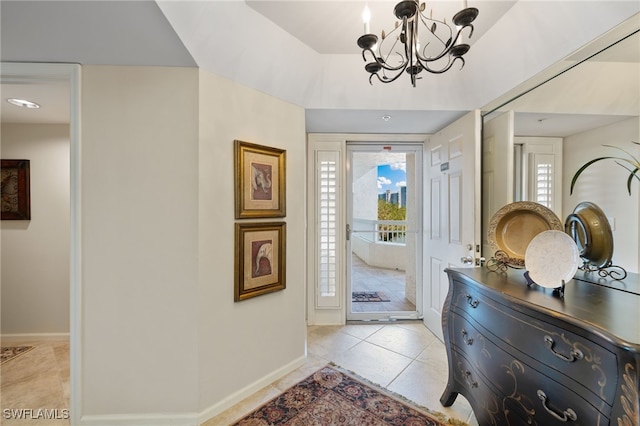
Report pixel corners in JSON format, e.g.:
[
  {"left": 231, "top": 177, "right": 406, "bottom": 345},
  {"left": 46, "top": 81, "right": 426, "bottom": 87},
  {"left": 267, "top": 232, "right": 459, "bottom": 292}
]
[
  {"left": 1, "top": 346, "right": 34, "bottom": 365},
  {"left": 352, "top": 291, "right": 391, "bottom": 302}
]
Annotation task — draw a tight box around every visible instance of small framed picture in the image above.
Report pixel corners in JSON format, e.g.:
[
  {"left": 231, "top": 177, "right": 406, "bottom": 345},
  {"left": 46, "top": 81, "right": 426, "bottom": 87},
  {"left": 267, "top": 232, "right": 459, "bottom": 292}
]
[
  {"left": 1, "top": 159, "right": 31, "bottom": 220},
  {"left": 234, "top": 140, "right": 286, "bottom": 219},
  {"left": 235, "top": 222, "right": 286, "bottom": 302}
]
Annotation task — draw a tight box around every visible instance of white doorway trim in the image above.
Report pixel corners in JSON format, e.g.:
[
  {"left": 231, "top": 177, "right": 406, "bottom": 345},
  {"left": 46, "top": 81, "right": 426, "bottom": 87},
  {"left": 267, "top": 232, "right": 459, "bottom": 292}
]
[
  {"left": 307, "top": 133, "right": 427, "bottom": 325},
  {"left": 1, "top": 62, "right": 82, "bottom": 423},
  {"left": 345, "top": 142, "right": 424, "bottom": 321}
]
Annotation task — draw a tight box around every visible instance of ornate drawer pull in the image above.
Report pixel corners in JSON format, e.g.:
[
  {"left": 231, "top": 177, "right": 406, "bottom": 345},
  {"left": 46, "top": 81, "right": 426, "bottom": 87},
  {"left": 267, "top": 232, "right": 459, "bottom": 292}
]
[
  {"left": 465, "top": 293, "right": 479, "bottom": 308},
  {"left": 461, "top": 329, "right": 474, "bottom": 345},
  {"left": 463, "top": 370, "right": 478, "bottom": 388},
  {"left": 537, "top": 390, "right": 577, "bottom": 422},
  {"left": 544, "top": 336, "right": 584, "bottom": 362}
]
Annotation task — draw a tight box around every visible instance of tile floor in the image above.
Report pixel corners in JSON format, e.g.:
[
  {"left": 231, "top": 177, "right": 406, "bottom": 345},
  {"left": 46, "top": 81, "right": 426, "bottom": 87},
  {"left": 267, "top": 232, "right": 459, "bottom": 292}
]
[
  {"left": 207, "top": 322, "right": 477, "bottom": 425},
  {"left": 351, "top": 253, "right": 416, "bottom": 312},
  {"left": 1, "top": 324, "right": 477, "bottom": 426},
  {"left": 0, "top": 339, "right": 70, "bottom": 426}
]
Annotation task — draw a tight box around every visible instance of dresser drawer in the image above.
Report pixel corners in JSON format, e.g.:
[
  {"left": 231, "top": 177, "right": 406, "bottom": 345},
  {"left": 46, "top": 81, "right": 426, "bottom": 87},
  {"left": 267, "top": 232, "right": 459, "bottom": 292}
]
[
  {"left": 449, "top": 313, "right": 610, "bottom": 425},
  {"left": 448, "top": 349, "right": 508, "bottom": 425},
  {"left": 451, "top": 280, "right": 617, "bottom": 403}
]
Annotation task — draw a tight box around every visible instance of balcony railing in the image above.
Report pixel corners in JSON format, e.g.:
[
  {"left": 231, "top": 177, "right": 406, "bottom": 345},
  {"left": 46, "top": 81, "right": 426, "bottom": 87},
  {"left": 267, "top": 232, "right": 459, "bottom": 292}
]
[{"left": 352, "top": 218, "right": 407, "bottom": 244}]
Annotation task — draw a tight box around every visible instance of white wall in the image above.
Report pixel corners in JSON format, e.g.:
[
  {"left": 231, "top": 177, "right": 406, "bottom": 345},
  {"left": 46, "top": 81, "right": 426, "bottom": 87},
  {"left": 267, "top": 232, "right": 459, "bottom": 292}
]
[
  {"left": 352, "top": 238, "right": 406, "bottom": 271},
  {"left": 197, "top": 70, "right": 306, "bottom": 415},
  {"left": 1, "top": 124, "right": 70, "bottom": 335},
  {"left": 353, "top": 167, "right": 377, "bottom": 221},
  {"left": 563, "top": 117, "right": 639, "bottom": 273},
  {"left": 78, "top": 65, "right": 306, "bottom": 424},
  {"left": 81, "top": 66, "right": 200, "bottom": 418}
]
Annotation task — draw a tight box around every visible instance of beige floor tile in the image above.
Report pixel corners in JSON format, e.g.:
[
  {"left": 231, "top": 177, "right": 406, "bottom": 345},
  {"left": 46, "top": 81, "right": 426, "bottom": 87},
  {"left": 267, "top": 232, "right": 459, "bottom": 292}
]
[
  {"left": 330, "top": 340, "right": 413, "bottom": 387},
  {"left": 306, "top": 328, "right": 361, "bottom": 360},
  {"left": 415, "top": 341, "right": 450, "bottom": 382},
  {"left": 340, "top": 323, "right": 383, "bottom": 340},
  {"left": 395, "top": 321, "right": 440, "bottom": 337},
  {"left": 387, "top": 360, "right": 474, "bottom": 423},
  {"left": 364, "top": 324, "right": 437, "bottom": 358},
  {"left": 1, "top": 341, "right": 69, "bottom": 426},
  {"left": 1, "top": 345, "right": 57, "bottom": 386},
  {"left": 1, "top": 369, "right": 65, "bottom": 408}
]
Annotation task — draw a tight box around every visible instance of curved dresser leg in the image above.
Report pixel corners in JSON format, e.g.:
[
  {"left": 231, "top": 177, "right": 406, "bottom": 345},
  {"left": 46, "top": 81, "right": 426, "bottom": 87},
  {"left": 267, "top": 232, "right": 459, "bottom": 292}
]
[{"left": 440, "top": 386, "right": 458, "bottom": 407}]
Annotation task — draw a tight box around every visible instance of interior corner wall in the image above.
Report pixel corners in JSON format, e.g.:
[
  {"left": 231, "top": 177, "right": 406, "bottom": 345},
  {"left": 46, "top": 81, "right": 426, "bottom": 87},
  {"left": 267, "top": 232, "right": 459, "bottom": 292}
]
[
  {"left": 563, "top": 116, "right": 639, "bottom": 273},
  {"left": 1, "top": 123, "right": 70, "bottom": 335},
  {"left": 80, "top": 65, "right": 200, "bottom": 419},
  {"left": 197, "top": 69, "right": 307, "bottom": 414}
]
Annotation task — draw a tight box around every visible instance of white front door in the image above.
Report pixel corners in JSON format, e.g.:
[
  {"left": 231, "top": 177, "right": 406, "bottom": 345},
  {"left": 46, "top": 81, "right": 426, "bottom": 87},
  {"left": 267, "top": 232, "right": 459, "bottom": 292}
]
[
  {"left": 423, "top": 111, "right": 482, "bottom": 341},
  {"left": 482, "top": 111, "right": 514, "bottom": 257}
]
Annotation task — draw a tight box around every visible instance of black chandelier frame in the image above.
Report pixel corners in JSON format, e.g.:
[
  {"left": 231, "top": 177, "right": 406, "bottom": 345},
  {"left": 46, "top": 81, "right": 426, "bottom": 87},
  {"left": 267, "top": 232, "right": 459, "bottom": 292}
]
[{"left": 357, "top": 0, "right": 478, "bottom": 86}]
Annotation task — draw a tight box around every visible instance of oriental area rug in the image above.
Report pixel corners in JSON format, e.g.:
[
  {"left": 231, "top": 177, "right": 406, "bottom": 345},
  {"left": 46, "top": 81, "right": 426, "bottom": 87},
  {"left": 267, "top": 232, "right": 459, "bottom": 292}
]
[
  {"left": 232, "top": 365, "right": 468, "bottom": 426},
  {"left": 1, "top": 346, "right": 34, "bottom": 365}
]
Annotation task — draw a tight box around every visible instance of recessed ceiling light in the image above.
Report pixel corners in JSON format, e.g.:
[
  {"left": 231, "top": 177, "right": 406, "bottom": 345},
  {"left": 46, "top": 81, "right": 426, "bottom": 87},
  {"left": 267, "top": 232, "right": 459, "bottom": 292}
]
[
  {"left": 6, "top": 98, "right": 40, "bottom": 109},
  {"left": 381, "top": 115, "right": 391, "bottom": 121}
]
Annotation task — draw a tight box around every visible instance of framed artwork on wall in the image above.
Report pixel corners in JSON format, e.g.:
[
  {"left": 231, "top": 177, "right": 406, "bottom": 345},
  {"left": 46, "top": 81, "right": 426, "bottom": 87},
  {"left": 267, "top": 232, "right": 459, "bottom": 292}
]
[
  {"left": 234, "top": 140, "right": 286, "bottom": 219},
  {"left": 235, "top": 222, "right": 286, "bottom": 301},
  {"left": 1, "top": 159, "right": 31, "bottom": 220}
]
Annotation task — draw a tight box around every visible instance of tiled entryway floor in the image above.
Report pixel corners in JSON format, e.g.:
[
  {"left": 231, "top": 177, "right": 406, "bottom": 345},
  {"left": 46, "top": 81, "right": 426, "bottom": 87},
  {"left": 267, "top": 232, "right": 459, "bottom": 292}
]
[
  {"left": 1, "top": 324, "right": 477, "bottom": 425},
  {"left": 207, "top": 322, "right": 478, "bottom": 425},
  {"left": 0, "top": 339, "right": 70, "bottom": 426}
]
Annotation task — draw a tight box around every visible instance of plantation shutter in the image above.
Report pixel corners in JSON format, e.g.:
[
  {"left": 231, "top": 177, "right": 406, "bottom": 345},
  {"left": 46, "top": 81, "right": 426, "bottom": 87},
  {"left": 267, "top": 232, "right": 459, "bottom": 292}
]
[
  {"left": 307, "top": 136, "right": 344, "bottom": 313},
  {"left": 516, "top": 137, "right": 563, "bottom": 219}
]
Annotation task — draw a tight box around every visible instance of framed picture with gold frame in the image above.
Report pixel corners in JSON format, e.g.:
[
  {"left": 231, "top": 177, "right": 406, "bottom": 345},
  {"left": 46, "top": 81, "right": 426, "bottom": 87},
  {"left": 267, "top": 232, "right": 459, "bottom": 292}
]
[
  {"left": 234, "top": 140, "right": 286, "bottom": 219},
  {"left": 1, "top": 159, "right": 31, "bottom": 220},
  {"left": 235, "top": 222, "right": 286, "bottom": 302}
]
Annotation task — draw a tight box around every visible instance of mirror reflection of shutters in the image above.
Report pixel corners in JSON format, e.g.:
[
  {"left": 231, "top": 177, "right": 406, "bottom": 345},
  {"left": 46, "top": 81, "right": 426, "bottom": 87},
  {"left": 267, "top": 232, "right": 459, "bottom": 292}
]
[{"left": 530, "top": 153, "right": 554, "bottom": 210}]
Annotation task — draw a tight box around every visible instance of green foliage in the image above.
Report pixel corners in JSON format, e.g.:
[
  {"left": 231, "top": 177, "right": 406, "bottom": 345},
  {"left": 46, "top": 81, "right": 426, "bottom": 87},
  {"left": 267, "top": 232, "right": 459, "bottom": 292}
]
[
  {"left": 570, "top": 141, "right": 640, "bottom": 196},
  {"left": 377, "top": 200, "right": 406, "bottom": 242},
  {"left": 378, "top": 199, "right": 406, "bottom": 220}
]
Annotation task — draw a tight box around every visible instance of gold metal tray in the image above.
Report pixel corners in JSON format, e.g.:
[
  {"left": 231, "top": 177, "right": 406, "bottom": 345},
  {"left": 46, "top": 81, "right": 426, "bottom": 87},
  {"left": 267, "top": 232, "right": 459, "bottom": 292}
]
[
  {"left": 488, "top": 201, "right": 563, "bottom": 268},
  {"left": 565, "top": 202, "right": 614, "bottom": 268}
]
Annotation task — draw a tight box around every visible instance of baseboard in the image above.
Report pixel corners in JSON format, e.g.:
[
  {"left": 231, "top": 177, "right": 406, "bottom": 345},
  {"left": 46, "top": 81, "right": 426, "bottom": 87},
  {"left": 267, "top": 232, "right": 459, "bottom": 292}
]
[
  {"left": 77, "top": 355, "right": 306, "bottom": 426},
  {"left": 1, "top": 332, "right": 70, "bottom": 343},
  {"left": 198, "top": 354, "right": 307, "bottom": 424},
  {"left": 80, "top": 412, "right": 199, "bottom": 426}
]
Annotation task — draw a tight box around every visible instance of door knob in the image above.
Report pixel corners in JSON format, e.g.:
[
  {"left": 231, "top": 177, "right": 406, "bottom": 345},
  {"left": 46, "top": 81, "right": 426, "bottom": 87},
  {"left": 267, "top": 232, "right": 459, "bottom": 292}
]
[{"left": 460, "top": 256, "right": 474, "bottom": 265}]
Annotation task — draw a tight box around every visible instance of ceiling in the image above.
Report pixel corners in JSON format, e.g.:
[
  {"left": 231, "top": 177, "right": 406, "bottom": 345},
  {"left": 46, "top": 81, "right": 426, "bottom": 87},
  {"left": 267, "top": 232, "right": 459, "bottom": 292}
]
[
  {"left": 1, "top": 0, "right": 195, "bottom": 125},
  {"left": 1, "top": 1, "right": 638, "bottom": 137},
  {"left": 494, "top": 30, "right": 639, "bottom": 137},
  {"left": 245, "top": 1, "right": 517, "bottom": 55}
]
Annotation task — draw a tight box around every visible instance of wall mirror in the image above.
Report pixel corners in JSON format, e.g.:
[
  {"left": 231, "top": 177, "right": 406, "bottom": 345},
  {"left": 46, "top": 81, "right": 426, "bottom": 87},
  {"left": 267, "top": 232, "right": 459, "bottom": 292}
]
[{"left": 481, "top": 17, "right": 639, "bottom": 273}]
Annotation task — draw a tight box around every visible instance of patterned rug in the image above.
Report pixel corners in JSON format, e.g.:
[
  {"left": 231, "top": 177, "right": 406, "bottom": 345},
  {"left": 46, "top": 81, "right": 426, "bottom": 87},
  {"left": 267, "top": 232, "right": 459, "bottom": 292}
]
[
  {"left": 1, "top": 346, "right": 34, "bottom": 365},
  {"left": 352, "top": 291, "right": 391, "bottom": 302},
  {"left": 233, "top": 365, "right": 467, "bottom": 425}
]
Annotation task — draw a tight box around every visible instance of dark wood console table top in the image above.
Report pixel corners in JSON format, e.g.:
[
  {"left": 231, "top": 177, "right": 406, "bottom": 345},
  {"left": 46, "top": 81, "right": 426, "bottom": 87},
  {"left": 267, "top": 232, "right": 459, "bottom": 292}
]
[
  {"left": 441, "top": 267, "right": 640, "bottom": 425},
  {"left": 573, "top": 269, "right": 640, "bottom": 296}
]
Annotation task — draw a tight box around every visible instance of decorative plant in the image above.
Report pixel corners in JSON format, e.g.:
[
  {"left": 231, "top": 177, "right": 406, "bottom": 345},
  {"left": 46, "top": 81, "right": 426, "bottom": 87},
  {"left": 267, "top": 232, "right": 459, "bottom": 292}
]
[{"left": 570, "top": 141, "right": 640, "bottom": 195}]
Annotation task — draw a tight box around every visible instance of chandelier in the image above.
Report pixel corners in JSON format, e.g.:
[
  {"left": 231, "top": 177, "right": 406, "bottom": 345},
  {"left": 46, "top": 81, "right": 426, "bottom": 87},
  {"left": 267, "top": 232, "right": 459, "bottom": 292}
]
[{"left": 357, "top": 1, "right": 478, "bottom": 86}]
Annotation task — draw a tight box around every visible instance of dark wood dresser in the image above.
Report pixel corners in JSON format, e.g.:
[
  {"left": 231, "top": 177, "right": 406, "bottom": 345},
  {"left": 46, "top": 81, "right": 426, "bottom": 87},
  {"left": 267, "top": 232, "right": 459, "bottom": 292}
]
[{"left": 440, "top": 267, "right": 640, "bottom": 425}]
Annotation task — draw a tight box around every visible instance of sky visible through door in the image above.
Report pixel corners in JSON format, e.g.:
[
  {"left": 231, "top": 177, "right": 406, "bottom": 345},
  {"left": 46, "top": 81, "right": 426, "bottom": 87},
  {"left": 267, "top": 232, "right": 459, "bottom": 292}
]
[{"left": 377, "top": 163, "right": 406, "bottom": 196}]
